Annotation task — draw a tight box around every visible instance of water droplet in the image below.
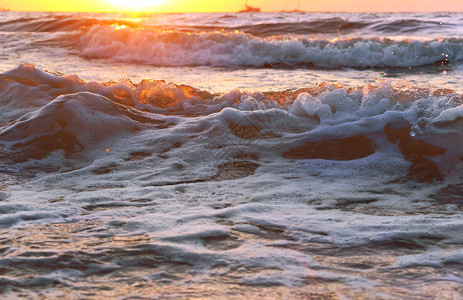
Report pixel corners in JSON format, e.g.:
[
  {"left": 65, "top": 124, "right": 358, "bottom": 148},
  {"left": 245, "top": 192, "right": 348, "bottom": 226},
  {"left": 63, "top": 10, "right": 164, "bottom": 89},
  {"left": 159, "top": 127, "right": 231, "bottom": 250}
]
[{"left": 393, "top": 103, "right": 404, "bottom": 111}]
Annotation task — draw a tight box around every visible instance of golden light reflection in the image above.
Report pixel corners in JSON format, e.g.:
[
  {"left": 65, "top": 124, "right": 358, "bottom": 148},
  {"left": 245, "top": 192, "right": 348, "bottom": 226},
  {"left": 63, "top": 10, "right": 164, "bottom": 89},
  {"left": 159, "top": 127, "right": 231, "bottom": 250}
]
[
  {"left": 114, "top": 24, "right": 127, "bottom": 30},
  {"left": 121, "top": 17, "right": 145, "bottom": 23}
]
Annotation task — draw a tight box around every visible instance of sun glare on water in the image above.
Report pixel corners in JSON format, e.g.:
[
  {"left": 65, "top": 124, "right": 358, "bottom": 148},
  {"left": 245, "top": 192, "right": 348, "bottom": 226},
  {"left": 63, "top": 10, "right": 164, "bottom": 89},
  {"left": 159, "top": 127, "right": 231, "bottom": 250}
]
[{"left": 109, "top": 0, "right": 165, "bottom": 11}]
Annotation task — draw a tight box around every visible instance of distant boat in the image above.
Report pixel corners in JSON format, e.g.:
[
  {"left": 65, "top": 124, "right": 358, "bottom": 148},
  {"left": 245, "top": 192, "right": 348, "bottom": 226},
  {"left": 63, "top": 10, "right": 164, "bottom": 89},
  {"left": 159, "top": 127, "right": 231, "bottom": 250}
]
[{"left": 238, "top": 1, "right": 261, "bottom": 13}]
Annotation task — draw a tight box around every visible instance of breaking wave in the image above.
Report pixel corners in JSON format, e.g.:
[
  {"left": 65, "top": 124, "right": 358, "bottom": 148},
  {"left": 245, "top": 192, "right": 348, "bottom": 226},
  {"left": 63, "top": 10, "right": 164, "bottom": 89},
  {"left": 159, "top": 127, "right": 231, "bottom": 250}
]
[
  {"left": 79, "top": 25, "right": 463, "bottom": 68},
  {"left": 1, "top": 64, "right": 463, "bottom": 183}
]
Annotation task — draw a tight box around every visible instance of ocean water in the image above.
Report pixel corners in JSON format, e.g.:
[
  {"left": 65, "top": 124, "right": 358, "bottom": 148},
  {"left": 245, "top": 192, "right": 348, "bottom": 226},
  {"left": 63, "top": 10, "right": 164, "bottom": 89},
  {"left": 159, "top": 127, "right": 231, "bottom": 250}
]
[{"left": 0, "top": 11, "right": 463, "bottom": 298}]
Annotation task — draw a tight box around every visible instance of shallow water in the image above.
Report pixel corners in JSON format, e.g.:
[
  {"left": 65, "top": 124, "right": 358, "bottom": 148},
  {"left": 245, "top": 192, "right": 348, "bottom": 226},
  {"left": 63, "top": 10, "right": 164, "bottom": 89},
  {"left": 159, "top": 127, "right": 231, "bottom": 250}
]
[{"left": 0, "top": 11, "right": 462, "bottom": 299}]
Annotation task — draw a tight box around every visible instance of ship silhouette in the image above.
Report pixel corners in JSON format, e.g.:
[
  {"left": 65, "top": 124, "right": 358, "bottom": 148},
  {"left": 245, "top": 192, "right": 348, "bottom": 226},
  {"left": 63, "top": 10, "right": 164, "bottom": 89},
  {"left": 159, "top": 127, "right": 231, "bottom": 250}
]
[{"left": 238, "top": 1, "right": 261, "bottom": 13}]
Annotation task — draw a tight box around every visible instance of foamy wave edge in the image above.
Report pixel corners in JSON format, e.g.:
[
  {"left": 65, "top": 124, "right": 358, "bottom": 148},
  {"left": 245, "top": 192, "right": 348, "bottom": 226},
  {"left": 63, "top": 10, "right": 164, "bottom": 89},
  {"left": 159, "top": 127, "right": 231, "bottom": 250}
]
[
  {"left": 78, "top": 25, "right": 463, "bottom": 68},
  {"left": 1, "top": 64, "right": 463, "bottom": 183}
]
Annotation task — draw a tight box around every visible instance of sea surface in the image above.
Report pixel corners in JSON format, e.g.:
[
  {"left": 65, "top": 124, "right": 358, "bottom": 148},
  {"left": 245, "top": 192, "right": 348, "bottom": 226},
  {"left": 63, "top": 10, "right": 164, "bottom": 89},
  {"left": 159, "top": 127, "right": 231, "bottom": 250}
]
[{"left": 0, "top": 11, "right": 463, "bottom": 299}]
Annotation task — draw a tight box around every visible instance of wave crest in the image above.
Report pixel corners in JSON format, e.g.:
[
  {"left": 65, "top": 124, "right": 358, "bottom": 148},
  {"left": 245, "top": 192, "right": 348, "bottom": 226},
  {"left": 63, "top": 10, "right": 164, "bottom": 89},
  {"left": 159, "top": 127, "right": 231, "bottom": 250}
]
[
  {"left": 1, "top": 65, "right": 462, "bottom": 177},
  {"left": 79, "top": 25, "right": 463, "bottom": 68}
]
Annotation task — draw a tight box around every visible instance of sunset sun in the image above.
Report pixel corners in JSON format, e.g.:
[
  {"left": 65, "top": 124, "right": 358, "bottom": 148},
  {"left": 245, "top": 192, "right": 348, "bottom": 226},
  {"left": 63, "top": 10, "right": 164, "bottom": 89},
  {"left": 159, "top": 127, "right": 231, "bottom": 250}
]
[{"left": 109, "top": 0, "right": 165, "bottom": 11}]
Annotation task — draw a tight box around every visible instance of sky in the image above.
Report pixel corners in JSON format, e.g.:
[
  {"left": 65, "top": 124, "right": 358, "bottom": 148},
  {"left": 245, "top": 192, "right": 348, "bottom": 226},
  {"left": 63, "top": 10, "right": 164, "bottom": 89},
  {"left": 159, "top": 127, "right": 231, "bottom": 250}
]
[{"left": 1, "top": 0, "right": 463, "bottom": 13}]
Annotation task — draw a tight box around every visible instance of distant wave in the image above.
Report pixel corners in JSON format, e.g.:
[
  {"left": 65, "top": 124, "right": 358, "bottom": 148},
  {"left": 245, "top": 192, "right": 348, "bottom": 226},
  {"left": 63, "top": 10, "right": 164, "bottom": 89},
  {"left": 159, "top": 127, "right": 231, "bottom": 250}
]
[
  {"left": 0, "top": 14, "right": 456, "bottom": 37},
  {"left": 0, "top": 16, "right": 119, "bottom": 32},
  {"left": 78, "top": 25, "right": 463, "bottom": 68},
  {"left": 2, "top": 13, "right": 461, "bottom": 70},
  {"left": 371, "top": 19, "right": 449, "bottom": 33},
  {"left": 233, "top": 18, "right": 370, "bottom": 36}
]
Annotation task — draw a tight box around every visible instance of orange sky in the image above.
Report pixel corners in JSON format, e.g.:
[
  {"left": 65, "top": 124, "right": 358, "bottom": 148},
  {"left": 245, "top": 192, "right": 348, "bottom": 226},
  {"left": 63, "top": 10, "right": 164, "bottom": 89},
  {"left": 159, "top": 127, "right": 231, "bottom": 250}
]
[{"left": 1, "top": 0, "right": 463, "bottom": 12}]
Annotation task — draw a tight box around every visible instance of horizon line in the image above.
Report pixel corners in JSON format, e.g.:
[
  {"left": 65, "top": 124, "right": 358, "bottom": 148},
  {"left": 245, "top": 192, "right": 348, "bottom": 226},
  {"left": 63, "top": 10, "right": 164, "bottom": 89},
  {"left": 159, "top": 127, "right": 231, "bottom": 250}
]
[{"left": 3, "top": 9, "right": 463, "bottom": 14}]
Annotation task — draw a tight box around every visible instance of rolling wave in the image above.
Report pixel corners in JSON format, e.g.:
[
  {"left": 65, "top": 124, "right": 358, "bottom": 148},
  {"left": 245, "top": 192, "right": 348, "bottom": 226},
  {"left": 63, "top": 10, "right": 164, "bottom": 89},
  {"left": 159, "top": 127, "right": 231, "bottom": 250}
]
[
  {"left": 234, "top": 18, "right": 370, "bottom": 36},
  {"left": 0, "top": 16, "right": 119, "bottom": 32},
  {"left": 1, "top": 64, "right": 462, "bottom": 179},
  {"left": 0, "top": 14, "right": 456, "bottom": 36},
  {"left": 78, "top": 25, "right": 463, "bottom": 68}
]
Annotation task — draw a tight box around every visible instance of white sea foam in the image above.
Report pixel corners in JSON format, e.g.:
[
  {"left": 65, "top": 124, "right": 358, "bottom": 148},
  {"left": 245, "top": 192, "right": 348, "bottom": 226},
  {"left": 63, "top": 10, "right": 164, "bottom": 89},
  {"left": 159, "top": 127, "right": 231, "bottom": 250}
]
[
  {"left": 394, "top": 249, "right": 463, "bottom": 268},
  {"left": 1, "top": 65, "right": 463, "bottom": 298},
  {"left": 78, "top": 25, "right": 463, "bottom": 68},
  {"left": 2, "top": 65, "right": 463, "bottom": 163}
]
